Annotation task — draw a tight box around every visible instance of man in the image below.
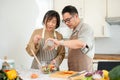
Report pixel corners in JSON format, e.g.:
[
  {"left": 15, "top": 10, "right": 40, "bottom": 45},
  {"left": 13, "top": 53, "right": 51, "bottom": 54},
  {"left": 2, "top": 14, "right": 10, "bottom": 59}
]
[{"left": 46, "top": 5, "right": 95, "bottom": 72}]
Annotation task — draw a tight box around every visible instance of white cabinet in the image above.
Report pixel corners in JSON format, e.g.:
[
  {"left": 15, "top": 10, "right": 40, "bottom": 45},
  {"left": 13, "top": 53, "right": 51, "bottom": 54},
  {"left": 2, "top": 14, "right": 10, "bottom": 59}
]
[
  {"left": 105, "top": 0, "right": 120, "bottom": 25},
  {"left": 84, "top": 0, "right": 110, "bottom": 37},
  {"left": 53, "top": 0, "right": 84, "bottom": 18},
  {"left": 107, "top": 0, "right": 120, "bottom": 17},
  {"left": 53, "top": 0, "right": 110, "bottom": 37},
  {"left": 53, "top": 0, "right": 84, "bottom": 38}
]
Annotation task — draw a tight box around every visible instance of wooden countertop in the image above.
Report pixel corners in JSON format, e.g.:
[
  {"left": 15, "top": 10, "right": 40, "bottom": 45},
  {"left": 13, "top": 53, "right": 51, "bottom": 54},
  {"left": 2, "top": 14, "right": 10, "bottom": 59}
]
[
  {"left": 93, "top": 54, "right": 120, "bottom": 60},
  {"left": 65, "top": 54, "right": 120, "bottom": 60}
]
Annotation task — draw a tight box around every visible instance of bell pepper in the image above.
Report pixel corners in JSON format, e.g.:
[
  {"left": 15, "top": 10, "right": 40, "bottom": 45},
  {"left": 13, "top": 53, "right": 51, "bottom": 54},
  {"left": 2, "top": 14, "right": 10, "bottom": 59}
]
[{"left": 6, "top": 69, "right": 17, "bottom": 80}]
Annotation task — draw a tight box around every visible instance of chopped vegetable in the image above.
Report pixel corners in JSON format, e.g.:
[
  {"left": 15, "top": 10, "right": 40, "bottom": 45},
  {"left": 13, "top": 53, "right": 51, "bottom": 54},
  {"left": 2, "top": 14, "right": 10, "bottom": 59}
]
[
  {"left": 41, "top": 64, "right": 57, "bottom": 74},
  {"left": 6, "top": 69, "right": 17, "bottom": 80},
  {"left": 0, "top": 70, "right": 7, "bottom": 80},
  {"left": 31, "top": 73, "right": 38, "bottom": 79}
]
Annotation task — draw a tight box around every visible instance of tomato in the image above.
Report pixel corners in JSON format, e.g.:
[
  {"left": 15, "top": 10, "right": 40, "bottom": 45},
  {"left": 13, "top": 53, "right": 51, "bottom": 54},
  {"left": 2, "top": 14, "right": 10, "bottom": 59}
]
[{"left": 31, "top": 73, "right": 38, "bottom": 79}]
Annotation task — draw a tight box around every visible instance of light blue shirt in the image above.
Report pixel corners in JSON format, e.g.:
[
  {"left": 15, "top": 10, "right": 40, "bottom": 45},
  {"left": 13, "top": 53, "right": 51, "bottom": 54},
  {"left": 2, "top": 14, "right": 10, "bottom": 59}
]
[{"left": 72, "top": 20, "right": 95, "bottom": 58}]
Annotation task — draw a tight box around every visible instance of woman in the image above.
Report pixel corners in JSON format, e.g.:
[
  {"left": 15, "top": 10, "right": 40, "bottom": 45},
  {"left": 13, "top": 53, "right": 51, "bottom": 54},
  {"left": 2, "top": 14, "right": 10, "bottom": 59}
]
[{"left": 26, "top": 10, "right": 65, "bottom": 70}]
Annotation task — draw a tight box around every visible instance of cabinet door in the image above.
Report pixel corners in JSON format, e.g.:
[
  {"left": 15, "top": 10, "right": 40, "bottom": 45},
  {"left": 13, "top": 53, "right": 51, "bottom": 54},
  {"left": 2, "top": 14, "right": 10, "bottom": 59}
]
[
  {"left": 53, "top": 0, "right": 110, "bottom": 37},
  {"left": 53, "top": 0, "right": 84, "bottom": 38},
  {"left": 84, "top": 0, "right": 108, "bottom": 37},
  {"left": 53, "top": 0, "right": 84, "bottom": 18},
  {"left": 107, "top": 0, "right": 120, "bottom": 17}
]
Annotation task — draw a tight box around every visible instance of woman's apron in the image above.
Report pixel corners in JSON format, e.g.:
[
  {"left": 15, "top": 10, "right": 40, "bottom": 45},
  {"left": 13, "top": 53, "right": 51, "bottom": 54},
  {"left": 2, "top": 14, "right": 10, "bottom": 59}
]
[
  {"left": 68, "top": 31, "right": 93, "bottom": 72},
  {"left": 31, "top": 28, "right": 57, "bottom": 69}
]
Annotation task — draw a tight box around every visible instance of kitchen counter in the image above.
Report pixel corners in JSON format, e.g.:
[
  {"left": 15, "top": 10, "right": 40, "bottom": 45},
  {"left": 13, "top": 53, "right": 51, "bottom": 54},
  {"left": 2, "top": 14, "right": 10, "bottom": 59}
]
[
  {"left": 93, "top": 54, "right": 120, "bottom": 60},
  {"left": 65, "top": 54, "right": 120, "bottom": 60},
  {"left": 17, "top": 69, "right": 65, "bottom": 80},
  {"left": 17, "top": 69, "right": 87, "bottom": 80}
]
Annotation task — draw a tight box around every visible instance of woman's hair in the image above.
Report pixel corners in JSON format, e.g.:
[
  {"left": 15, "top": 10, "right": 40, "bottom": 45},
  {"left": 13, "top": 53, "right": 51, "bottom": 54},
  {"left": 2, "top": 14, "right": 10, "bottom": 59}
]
[
  {"left": 62, "top": 5, "right": 78, "bottom": 15},
  {"left": 42, "top": 10, "right": 60, "bottom": 29}
]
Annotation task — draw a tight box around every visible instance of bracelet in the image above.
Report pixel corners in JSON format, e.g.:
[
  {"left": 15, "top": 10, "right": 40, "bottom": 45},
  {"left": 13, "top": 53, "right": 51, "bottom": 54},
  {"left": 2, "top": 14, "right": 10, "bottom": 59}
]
[{"left": 59, "top": 40, "right": 64, "bottom": 46}]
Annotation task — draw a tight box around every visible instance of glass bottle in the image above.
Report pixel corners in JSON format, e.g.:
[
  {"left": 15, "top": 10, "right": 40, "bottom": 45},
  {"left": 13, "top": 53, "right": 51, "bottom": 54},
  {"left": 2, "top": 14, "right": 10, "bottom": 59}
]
[{"left": 2, "top": 56, "right": 10, "bottom": 70}]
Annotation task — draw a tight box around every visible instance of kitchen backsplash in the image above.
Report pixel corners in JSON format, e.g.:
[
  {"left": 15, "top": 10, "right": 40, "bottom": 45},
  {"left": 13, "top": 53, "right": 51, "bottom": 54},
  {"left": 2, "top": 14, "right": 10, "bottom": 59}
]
[{"left": 95, "top": 25, "right": 120, "bottom": 54}]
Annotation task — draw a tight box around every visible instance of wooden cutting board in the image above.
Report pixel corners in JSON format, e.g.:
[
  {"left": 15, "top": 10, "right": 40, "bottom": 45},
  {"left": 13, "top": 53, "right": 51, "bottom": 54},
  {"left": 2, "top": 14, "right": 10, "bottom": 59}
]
[
  {"left": 70, "top": 73, "right": 85, "bottom": 80},
  {"left": 50, "top": 71, "right": 78, "bottom": 78}
]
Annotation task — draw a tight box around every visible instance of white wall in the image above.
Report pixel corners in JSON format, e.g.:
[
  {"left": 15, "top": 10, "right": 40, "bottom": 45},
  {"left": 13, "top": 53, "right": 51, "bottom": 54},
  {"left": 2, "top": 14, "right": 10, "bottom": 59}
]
[{"left": 0, "top": 0, "right": 53, "bottom": 69}]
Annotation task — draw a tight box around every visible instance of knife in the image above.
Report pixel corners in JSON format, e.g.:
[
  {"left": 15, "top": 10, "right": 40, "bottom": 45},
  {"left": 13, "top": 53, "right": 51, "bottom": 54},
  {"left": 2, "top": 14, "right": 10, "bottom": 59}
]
[{"left": 67, "top": 70, "right": 86, "bottom": 80}]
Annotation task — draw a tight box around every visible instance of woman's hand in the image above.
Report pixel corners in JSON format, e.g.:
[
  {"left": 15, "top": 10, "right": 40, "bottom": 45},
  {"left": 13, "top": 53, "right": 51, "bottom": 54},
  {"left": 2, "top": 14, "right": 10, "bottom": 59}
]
[
  {"left": 50, "top": 59, "right": 57, "bottom": 68},
  {"left": 50, "top": 59, "right": 56, "bottom": 65},
  {"left": 33, "top": 35, "right": 41, "bottom": 45}
]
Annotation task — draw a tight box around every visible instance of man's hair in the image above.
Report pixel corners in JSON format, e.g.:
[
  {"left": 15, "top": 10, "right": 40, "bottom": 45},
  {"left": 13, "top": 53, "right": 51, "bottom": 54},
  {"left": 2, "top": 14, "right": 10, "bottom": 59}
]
[{"left": 62, "top": 5, "right": 78, "bottom": 15}]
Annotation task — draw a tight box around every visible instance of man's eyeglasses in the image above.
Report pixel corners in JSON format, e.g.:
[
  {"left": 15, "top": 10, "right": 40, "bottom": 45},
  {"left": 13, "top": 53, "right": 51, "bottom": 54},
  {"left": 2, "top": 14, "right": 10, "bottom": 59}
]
[{"left": 62, "top": 16, "right": 73, "bottom": 23}]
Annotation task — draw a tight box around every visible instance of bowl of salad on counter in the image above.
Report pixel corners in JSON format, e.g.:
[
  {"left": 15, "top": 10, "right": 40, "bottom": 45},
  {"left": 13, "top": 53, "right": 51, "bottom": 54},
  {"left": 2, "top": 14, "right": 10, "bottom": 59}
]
[{"left": 38, "top": 60, "right": 57, "bottom": 74}]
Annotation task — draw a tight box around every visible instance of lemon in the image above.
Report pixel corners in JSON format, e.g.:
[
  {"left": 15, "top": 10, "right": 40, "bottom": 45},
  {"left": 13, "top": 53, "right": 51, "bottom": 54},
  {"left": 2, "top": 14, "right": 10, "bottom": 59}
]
[{"left": 102, "top": 70, "right": 109, "bottom": 80}]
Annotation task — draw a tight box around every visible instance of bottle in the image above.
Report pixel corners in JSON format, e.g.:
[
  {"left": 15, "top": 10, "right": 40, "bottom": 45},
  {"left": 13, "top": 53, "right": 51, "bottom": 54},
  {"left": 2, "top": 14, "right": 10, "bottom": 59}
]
[{"left": 2, "top": 56, "right": 10, "bottom": 71}]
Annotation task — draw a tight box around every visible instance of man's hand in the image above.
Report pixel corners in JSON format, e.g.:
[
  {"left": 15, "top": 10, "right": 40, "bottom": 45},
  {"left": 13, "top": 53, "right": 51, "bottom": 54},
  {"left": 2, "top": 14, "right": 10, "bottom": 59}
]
[{"left": 45, "top": 38, "right": 60, "bottom": 50}]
